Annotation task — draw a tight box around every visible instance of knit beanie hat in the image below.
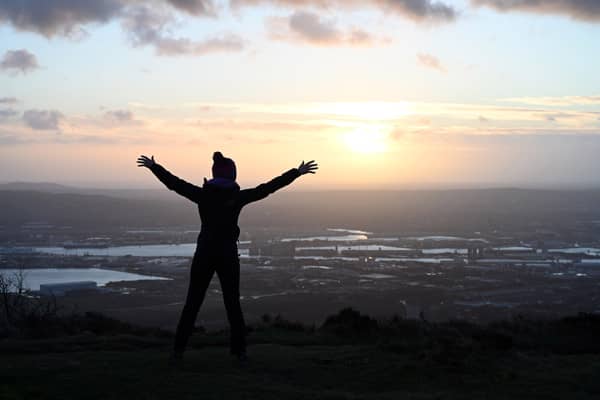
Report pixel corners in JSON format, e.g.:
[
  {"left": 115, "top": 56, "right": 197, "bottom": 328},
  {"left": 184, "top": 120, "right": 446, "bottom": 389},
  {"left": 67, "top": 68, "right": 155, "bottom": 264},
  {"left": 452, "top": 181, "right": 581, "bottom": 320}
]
[{"left": 212, "top": 151, "right": 237, "bottom": 180}]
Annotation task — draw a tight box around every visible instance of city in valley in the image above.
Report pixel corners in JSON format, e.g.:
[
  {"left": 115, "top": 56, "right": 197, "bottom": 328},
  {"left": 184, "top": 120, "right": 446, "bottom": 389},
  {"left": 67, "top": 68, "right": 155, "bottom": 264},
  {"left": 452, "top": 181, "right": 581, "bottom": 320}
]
[{"left": 2, "top": 186, "right": 600, "bottom": 331}]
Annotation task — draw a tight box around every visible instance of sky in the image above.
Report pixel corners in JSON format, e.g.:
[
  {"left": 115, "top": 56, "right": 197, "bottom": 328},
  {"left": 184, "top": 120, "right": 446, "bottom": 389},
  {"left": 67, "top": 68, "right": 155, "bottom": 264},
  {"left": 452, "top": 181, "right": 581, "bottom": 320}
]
[{"left": 1, "top": 0, "right": 599, "bottom": 189}]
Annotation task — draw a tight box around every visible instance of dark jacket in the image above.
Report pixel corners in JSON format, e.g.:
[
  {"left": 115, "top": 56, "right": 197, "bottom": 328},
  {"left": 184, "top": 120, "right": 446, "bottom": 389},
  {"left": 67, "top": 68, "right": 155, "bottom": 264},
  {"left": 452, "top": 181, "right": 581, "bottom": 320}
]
[{"left": 150, "top": 164, "right": 300, "bottom": 245}]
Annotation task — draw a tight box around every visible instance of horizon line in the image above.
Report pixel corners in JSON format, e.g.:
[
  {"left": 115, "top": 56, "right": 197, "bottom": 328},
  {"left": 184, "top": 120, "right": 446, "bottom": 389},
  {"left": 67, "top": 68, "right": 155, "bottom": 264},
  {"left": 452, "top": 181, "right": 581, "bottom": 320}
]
[{"left": 2, "top": 180, "right": 600, "bottom": 192}]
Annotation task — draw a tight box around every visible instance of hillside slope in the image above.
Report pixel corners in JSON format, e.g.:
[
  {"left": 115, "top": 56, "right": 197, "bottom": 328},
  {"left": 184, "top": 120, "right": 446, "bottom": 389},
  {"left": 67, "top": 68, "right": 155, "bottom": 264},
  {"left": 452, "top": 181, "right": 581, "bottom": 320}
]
[{"left": 1, "top": 310, "right": 600, "bottom": 399}]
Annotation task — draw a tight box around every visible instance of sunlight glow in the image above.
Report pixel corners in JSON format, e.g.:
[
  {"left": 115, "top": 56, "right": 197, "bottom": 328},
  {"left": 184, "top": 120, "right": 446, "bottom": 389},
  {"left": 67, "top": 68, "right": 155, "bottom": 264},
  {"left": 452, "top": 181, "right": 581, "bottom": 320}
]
[
  {"left": 313, "top": 102, "right": 411, "bottom": 121},
  {"left": 342, "top": 127, "right": 389, "bottom": 154}
]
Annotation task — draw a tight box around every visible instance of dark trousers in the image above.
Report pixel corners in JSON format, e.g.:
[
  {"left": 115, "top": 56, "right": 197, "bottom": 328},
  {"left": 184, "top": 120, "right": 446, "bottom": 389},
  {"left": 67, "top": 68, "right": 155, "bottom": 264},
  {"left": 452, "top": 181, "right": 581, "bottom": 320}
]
[{"left": 174, "top": 243, "right": 246, "bottom": 355}]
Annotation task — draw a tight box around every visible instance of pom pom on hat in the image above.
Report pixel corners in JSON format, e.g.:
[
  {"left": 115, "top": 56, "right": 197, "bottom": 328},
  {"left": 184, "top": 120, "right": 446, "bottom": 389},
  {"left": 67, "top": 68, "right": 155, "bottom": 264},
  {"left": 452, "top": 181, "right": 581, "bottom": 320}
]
[{"left": 212, "top": 151, "right": 237, "bottom": 180}]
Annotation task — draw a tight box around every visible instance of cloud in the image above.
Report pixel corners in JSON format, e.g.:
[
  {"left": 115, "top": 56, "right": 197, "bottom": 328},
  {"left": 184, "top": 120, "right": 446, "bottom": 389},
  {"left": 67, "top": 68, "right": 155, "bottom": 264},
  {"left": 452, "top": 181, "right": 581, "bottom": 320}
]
[
  {"left": 233, "top": 0, "right": 457, "bottom": 23},
  {"left": 122, "top": 5, "right": 244, "bottom": 56},
  {"left": 289, "top": 11, "right": 341, "bottom": 43},
  {"left": 0, "top": 109, "right": 18, "bottom": 119},
  {"left": 380, "top": 0, "right": 456, "bottom": 22},
  {"left": 268, "top": 11, "right": 378, "bottom": 46},
  {"left": 0, "top": 97, "right": 18, "bottom": 104},
  {"left": 102, "top": 109, "right": 146, "bottom": 126},
  {"left": 0, "top": 0, "right": 123, "bottom": 37},
  {"left": 104, "top": 109, "right": 135, "bottom": 122},
  {"left": 417, "top": 52, "right": 446, "bottom": 72},
  {"left": 472, "top": 0, "right": 600, "bottom": 22},
  {"left": 538, "top": 111, "right": 588, "bottom": 123},
  {"left": 0, "top": 1, "right": 236, "bottom": 58},
  {"left": 0, "top": 130, "right": 27, "bottom": 145},
  {"left": 0, "top": 1, "right": 219, "bottom": 38},
  {"left": 166, "top": 0, "right": 217, "bottom": 16},
  {"left": 0, "top": 0, "right": 455, "bottom": 57},
  {"left": 502, "top": 95, "right": 600, "bottom": 106},
  {"left": 22, "top": 109, "right": 64, "bottom": 130},
  {"left": 0, "top": 49, "right": 40, "bottom": 74}
]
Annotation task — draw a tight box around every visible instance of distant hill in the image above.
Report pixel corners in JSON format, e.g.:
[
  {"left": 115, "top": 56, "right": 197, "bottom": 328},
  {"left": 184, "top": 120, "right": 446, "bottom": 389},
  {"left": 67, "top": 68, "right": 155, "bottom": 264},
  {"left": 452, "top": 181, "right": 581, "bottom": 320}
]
[
  {"left": 0, "top": 181, "right": 172, "bottom": 200},
  {"left": 0, "top": 182, "right": 79, "bottom": 193},
  {"left": 0, "top": 190, "right": 193, "bottom": 230},
  {"left": 2, "top": 187, "right": 600, "bottom": 235}
]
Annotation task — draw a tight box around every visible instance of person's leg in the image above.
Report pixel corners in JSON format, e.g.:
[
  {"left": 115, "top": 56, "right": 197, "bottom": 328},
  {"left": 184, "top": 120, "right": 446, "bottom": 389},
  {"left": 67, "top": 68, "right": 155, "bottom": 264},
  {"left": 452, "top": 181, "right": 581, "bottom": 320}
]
[
  {"left": 216, "top": 252, "right": 246, "bottom": 357},
  {"left": 173, "top": 250, "right": 215, "bottom": 355}
]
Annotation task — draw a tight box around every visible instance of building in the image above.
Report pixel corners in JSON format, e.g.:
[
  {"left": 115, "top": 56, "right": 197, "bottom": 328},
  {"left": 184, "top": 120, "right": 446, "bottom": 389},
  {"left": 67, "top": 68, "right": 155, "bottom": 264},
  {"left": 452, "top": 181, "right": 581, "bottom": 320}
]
[{"left": 39, "top": 281, "right": 98, "bottom": 296}]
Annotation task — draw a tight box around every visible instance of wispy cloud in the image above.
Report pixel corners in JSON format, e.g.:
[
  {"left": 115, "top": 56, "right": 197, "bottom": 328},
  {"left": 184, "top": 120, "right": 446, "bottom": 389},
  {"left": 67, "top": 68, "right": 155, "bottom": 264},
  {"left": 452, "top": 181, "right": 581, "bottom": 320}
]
[
  {"left": 0, "top": 0, "right": 461, "bottom": 58},
  {"left": 417, "top": 52, "right": 446, "bottom": 72},
  {"left": 22, "top": 109, "right": 64, "bottom": 130},
  {"left": 0, "top": 1, "right": 239, "bottom": 57},
  {"left": 166, "top": 0, "right": 218, "bottom": 16},
  {"left": 104, "top": 109, "right": 135, "bottom": 122},
  {"left": 7, "top": 100, "right": 600, "bottom": 150},
  {"left": 472, "top": 0, "right": 600, "bottom": 23},
  {"left": 0, "top": 97, "right": 18, "bottom": 104},
  {"left": 0, "top": 1, "right": 219, "bottom": 38},
  {"left": 0, "top": 130, "right": 28, "bottom": 145},
  {"left": 268, "top": 11, "right": 379, "bottom": 46},
  {"left": 122, "top": 5, "right": 244, "bottom": 56},
  {"left": 0, "top": 109, "right": 18, "bottom": 119},
  {"left": 0, "top": 0, "right": 122, "bottom": 37},
  {"left": 233, "top": 0, "right": 458, "bottom": 23},
  {"left": 0, "top": 49, "right": 40, "bottom": 75},
  {"left": 501, "top": 95, "right": 600, "bottom": 106},
  {"left": 379, "top": 0, "right": 457, "bottom": 22}
]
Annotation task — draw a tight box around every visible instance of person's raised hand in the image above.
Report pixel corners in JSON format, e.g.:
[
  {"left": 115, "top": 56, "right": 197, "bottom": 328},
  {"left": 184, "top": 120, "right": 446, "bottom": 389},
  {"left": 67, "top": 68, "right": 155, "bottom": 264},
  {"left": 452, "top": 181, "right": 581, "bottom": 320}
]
[
  {"left": 137, "top": 155, "right": 156, "bottom": 168},
  {"left": 298, "top": 160, "right": 318, "bottom": 175}
]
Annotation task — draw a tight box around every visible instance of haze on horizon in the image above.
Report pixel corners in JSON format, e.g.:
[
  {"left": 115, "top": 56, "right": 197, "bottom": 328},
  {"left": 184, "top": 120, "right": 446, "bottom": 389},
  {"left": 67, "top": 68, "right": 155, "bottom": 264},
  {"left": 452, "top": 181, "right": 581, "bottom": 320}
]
[{"left": 1, "top": 0, "right": 599, "bottom": 190}]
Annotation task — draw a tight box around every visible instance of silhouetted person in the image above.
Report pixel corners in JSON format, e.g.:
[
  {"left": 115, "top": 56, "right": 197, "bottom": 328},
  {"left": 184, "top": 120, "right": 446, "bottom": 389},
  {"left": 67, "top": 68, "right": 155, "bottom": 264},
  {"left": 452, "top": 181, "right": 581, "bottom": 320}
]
[{"left": 137, "top": 152, "right": 318, "bottom": 362}]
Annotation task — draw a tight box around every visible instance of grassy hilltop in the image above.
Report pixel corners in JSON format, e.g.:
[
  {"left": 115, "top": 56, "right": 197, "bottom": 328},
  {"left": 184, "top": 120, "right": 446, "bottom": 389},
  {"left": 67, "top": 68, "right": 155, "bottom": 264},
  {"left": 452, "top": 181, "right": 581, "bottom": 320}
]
[{"left": 1, "top": 309, "right": 600, "bottom": 400}]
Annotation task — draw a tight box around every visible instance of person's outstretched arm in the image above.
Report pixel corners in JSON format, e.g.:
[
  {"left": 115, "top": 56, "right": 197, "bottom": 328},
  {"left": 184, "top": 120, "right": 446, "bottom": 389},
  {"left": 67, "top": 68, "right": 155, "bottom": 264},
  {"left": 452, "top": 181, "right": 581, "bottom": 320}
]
[
  {"left": 137, "top": 155, "right": 202, "bottom": 202},
  {"left": 240, "top": 160, "right": 318, "bottom": 205}
]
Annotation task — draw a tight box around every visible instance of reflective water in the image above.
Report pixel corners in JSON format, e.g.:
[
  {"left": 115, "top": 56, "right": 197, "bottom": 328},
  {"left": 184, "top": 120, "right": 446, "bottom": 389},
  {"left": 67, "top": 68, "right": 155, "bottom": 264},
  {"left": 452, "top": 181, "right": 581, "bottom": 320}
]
[
  {"left": 282, "top": 234, "right": 369, "bottom": 242},
  {"left": 549, "top": 248, "right": 600, "bottom": 256},
  {"left": 33, "top": 244, "right": 197, "bottom": 257},
  {"left": 406, "top": 236, "right": 489, "bottom": 243},
  {"left": 422, "top": 248, "right": 468, "bottom": 255},
  {"left": 26, "top": 245, "right": 251, "bottom": 258},
  {"left": 0, "top": 268, "right": 170, "bottom": 291}
]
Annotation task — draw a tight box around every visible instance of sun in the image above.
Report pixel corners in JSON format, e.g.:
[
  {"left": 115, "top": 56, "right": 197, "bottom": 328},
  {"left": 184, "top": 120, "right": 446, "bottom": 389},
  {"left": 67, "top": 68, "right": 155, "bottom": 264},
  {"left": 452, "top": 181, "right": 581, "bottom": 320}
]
[{"left": 342, "top": 127, "right": 388, "bottom": 154}]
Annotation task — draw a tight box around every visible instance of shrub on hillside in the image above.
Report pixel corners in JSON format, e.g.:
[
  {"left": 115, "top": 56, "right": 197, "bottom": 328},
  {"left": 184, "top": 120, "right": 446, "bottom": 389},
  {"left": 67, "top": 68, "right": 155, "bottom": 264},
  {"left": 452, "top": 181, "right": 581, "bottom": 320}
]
[{"left": 320, "top": 308, "right": 379, "bottom": 337}]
